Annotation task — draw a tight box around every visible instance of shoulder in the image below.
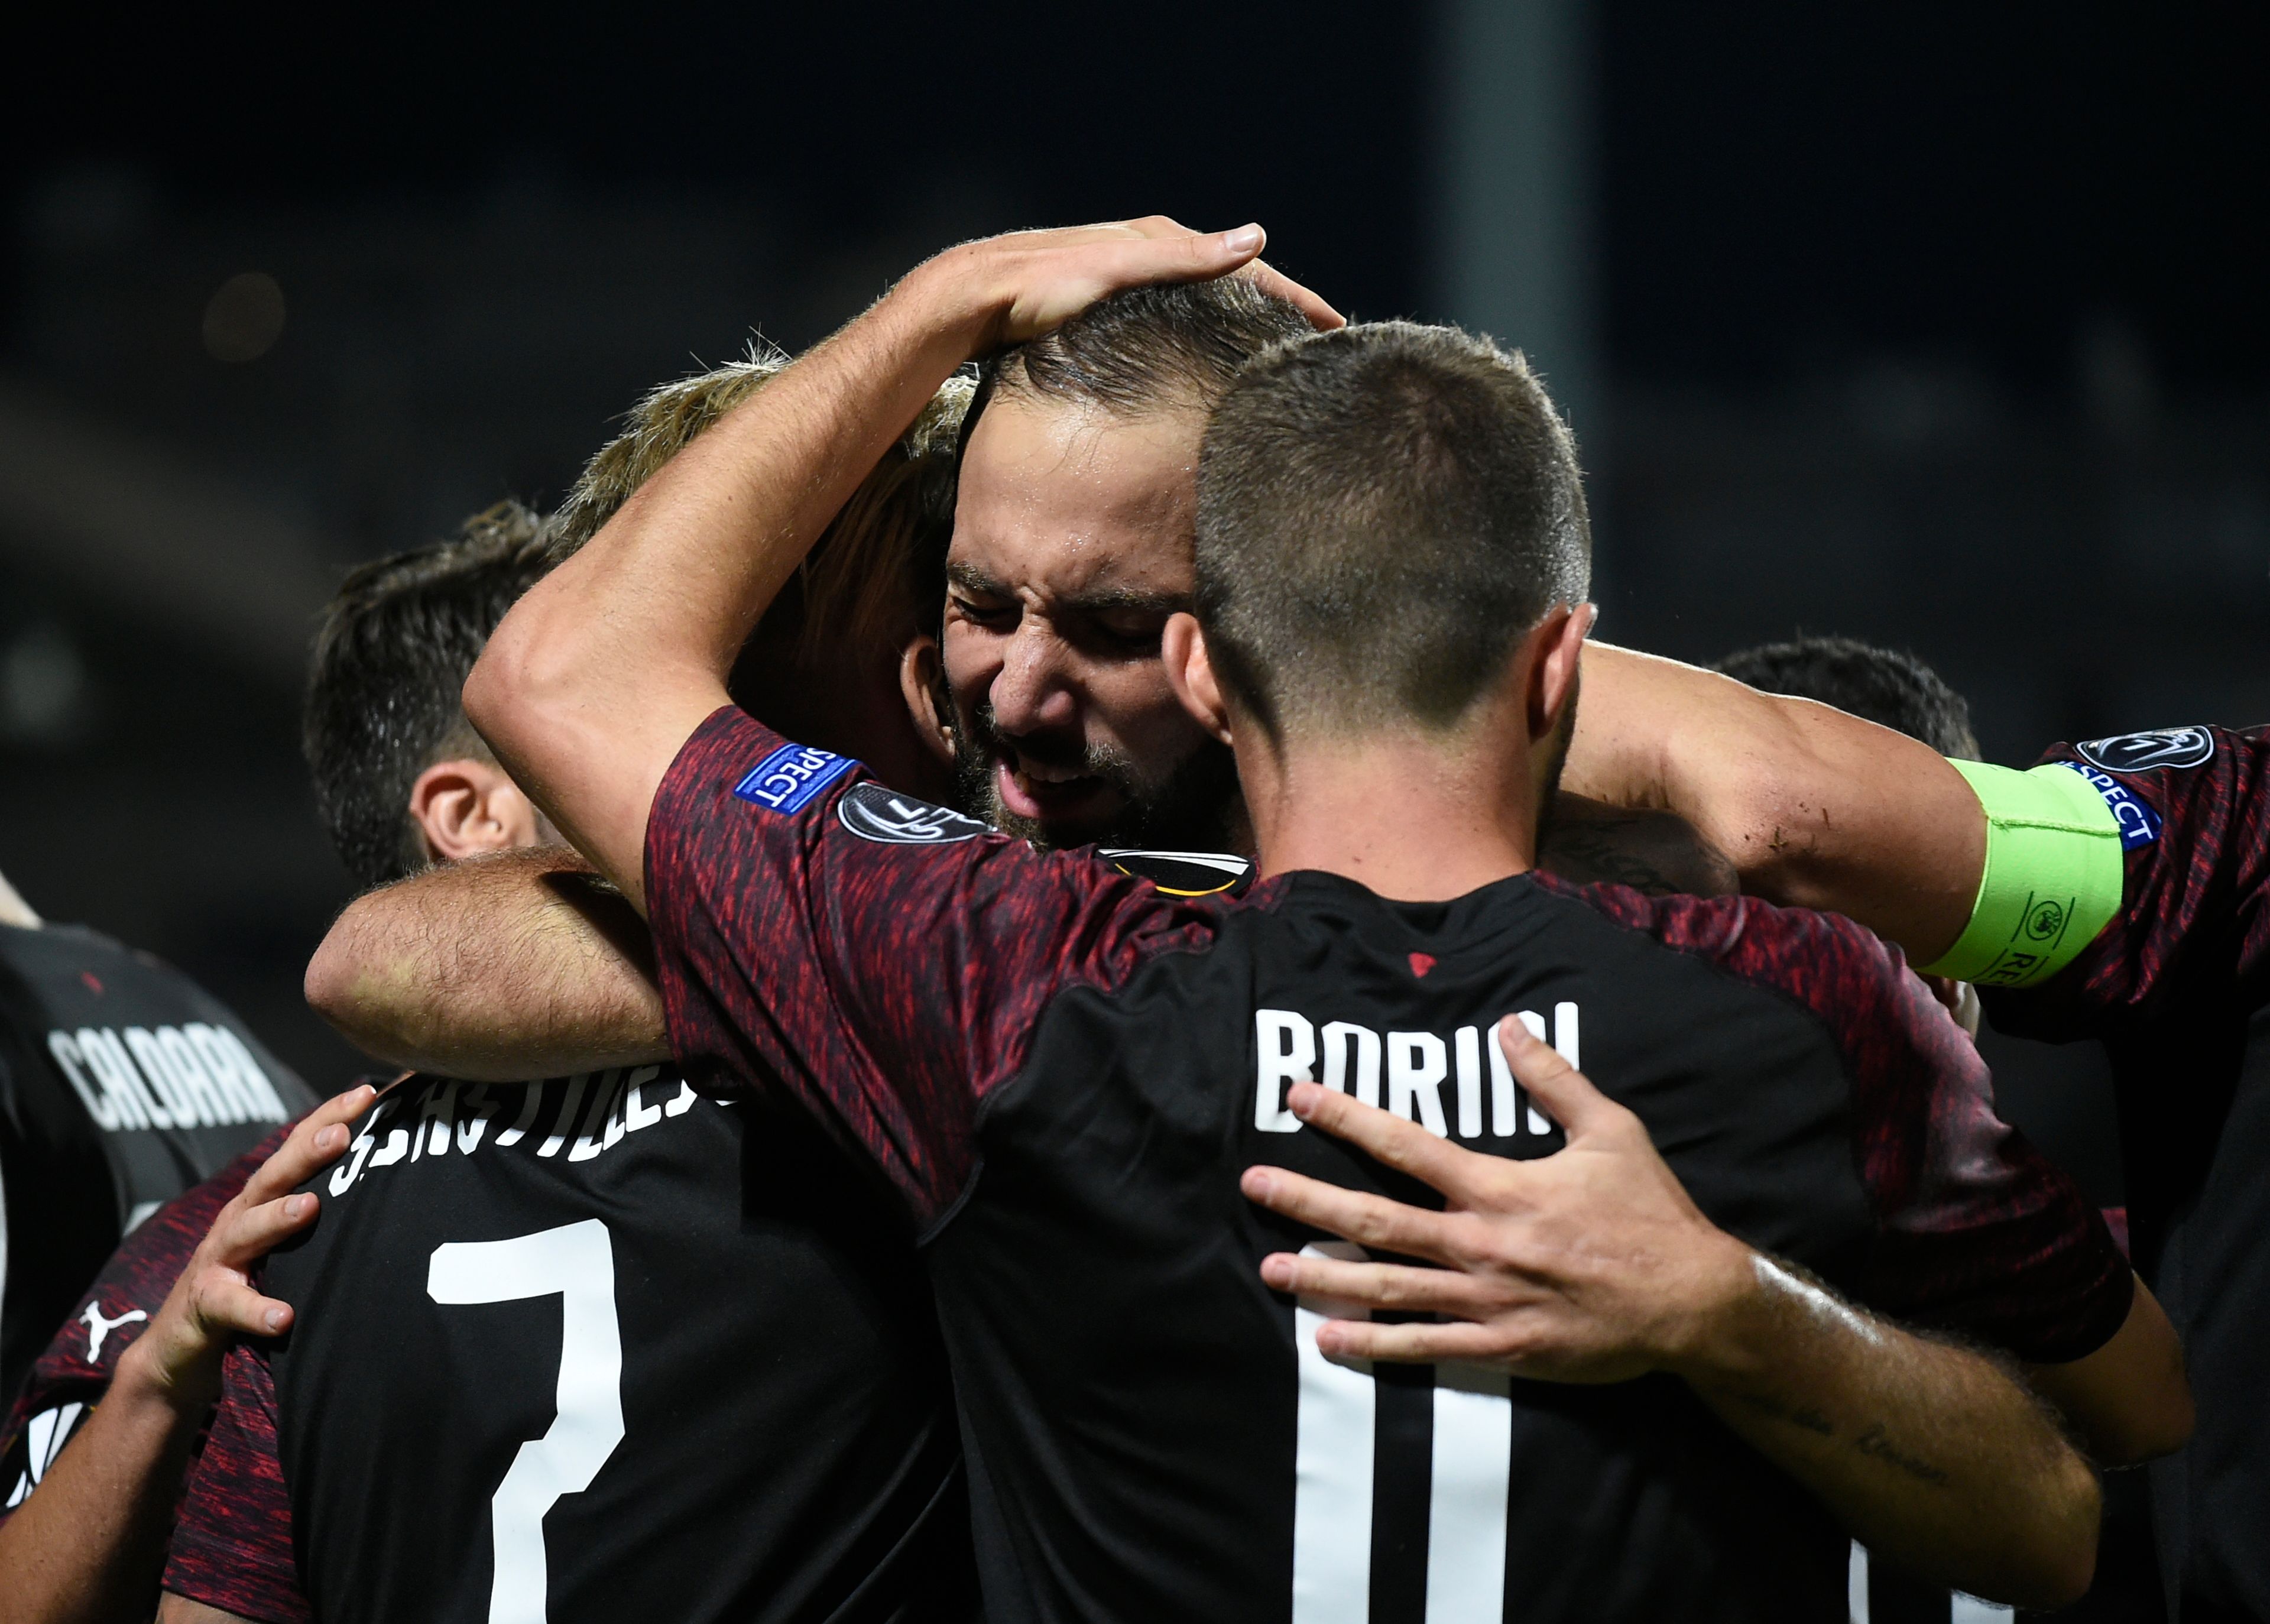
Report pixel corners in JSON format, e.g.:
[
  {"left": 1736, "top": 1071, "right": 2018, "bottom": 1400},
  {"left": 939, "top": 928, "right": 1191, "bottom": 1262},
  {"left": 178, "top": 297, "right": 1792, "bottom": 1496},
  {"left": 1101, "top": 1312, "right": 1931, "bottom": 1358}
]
[{"left": 2036, "top": 724, "right": 2267, "bottom": 847}]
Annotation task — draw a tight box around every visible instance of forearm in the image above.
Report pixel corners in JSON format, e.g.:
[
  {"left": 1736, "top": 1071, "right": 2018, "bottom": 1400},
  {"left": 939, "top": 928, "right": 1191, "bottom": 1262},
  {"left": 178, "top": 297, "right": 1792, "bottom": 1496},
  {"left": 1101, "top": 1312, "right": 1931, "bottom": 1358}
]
[
  {"left": 306, "top": 848, "right": 667, "bottom": 1080},
  {"left": 2022, "top": 1275, "right": 2193, "bottom": 1467},
  {"left": 1681, "top": 1256, "right": 2097, "bottom": 1609},
  {"left": 1565, "top": 643, "right": 1984, "bottom": 960},
  {"left": 466, "top": 269, "right": 981, "bottom": 901},
  {"left": 0, "top": 1357, "right": 205, "bottom": 1624}
]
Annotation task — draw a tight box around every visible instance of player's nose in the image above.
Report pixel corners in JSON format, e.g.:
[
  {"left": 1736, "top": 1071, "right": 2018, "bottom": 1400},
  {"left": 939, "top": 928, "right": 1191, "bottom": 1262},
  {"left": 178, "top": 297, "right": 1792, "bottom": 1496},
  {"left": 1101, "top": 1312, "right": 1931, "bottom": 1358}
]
[{"left": 988, "top": 624, "right": 1082, "bottom": 737}]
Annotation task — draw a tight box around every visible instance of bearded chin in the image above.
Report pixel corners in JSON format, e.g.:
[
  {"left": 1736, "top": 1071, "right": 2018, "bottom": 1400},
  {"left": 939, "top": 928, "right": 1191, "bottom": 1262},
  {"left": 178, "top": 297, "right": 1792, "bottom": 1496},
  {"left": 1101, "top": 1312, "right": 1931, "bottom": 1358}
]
[{"left": 946, "top": 701, "right": 1244, "bottom": 854}]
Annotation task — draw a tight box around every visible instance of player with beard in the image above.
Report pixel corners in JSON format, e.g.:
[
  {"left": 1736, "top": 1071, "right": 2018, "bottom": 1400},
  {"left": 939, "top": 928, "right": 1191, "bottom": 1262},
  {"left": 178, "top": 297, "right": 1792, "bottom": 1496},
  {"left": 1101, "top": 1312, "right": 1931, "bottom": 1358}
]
[
  {"left": 156, "top": 387, "right": 977, "bottom": 1624},
  {"left": 306, "top": 274, "right": 1722, "bottom": 1082},
  {"left": 458, "top": 222, "right": 2149, "bottom": 1618}
]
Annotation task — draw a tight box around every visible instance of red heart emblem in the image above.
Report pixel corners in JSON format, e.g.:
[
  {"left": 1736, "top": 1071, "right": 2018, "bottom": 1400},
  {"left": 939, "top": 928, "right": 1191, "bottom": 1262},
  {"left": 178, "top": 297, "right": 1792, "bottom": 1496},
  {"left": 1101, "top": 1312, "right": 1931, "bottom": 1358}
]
[{"left": 1408, "top": 952, "right": 1436, "bottom": 978}]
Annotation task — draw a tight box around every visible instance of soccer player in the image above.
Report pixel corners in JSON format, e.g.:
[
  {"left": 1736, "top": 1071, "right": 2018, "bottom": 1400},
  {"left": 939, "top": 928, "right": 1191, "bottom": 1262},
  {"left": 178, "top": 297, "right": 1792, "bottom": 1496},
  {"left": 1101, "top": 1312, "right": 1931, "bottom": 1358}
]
[
  {"left": 1568, "top": 639, "right": 2259, "bottom": 1616},
  {"left": 0, "top": 864, "right": 316, "bottom": 1406},
  {"left": 158, "top": 448, "right": 975, "bottom": 1624},
  {"left": 462, "top": 222, "right": 2142, "bottom": 1616}
]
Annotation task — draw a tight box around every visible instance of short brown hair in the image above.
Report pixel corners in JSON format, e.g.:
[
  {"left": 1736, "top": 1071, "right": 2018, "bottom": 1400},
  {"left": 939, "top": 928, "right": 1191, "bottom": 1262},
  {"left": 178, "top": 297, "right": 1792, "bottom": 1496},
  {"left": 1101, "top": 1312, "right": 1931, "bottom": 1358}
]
[
  {"left": 304, "top": 500, "right": 552, "bottom": 887},
  {"left": 1195, "top": 321, "right": 1591, "bottom": 739},
  {"left": 985, "top": 278, "right": 1316, "bottom": 418},
  {"left": 551, "top": 352, "right": 972, "bottom": 663}
]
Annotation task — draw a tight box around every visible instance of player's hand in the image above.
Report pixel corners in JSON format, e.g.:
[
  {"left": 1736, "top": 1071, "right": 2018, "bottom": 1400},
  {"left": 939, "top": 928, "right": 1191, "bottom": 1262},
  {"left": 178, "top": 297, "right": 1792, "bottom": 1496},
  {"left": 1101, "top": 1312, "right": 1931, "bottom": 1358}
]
[
  {"left": 1241, "top": 1020, "right": 1755, "bottom": 1383},
  {"left": 911, "top": 217, "right": 1344, "bottom": 352},
  {"left": 116, "top": 1084, "right": 375, "bottom": 1412}
]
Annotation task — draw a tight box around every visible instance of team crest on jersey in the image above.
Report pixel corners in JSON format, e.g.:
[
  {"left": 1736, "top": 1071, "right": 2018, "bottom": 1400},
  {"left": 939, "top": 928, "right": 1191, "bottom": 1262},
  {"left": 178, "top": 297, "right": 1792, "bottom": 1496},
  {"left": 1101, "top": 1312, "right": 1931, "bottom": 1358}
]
[
  {"left": 734, "top": 743, "right": 857, "bottom": 814},
  {"left": 837, "top": 782, "right": 990, "bottom": 845},
  {"left": 2074, "top": 726, "right": 2214, "bottom": 774}
]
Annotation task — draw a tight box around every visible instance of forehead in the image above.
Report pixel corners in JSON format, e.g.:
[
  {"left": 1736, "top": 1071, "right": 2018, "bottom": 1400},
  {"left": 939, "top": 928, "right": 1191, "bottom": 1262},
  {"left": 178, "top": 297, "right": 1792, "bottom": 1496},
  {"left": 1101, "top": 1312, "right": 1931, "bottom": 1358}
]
[{"left": 949, "top": 394, "right": 1202, "bottom": 600}]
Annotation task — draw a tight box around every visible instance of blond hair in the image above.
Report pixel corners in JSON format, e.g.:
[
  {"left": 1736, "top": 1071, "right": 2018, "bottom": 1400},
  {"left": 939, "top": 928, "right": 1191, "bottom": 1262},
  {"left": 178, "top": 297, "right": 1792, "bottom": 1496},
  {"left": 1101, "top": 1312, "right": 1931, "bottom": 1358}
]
[{"left": 548, "top": 349, "right": 971, "bottom": 663}]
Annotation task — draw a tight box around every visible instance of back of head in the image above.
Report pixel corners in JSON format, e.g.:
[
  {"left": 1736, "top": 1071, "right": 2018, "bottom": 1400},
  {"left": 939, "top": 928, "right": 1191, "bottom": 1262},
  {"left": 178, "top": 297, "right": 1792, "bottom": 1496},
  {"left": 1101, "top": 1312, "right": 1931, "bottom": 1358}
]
[
  {"left": 980, "top": 278, "right": 1319, "bottom": 423},
  {"left": 304, "top": 500, "right": 551, "bottom": 889},
  {"left": 1715, "top": 635, "right": 1979, "bottom": 758},
  {"left": 1194, "top": 320, "right": 1591, "bottom": 738}
]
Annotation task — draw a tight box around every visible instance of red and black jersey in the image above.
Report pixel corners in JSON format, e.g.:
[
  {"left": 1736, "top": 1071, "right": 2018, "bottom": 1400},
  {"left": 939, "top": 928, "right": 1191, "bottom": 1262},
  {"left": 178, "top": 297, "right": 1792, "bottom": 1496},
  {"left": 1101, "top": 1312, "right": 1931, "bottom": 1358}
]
[
  {"left": 1982, "top": 724, "right": 2270, "bottom": 1619},
  {"left": 164, "top": 1069, "right": 974, "bottom": 1624},
  {"left": 0, "top": 922, "right": 313, "bottom": 1403},
  {"left": 647, "top": 708, "right": 2130, "bottom": 1624},
  {"left": 0, "top": 1125, "right": 286, "bottom": 1524}
]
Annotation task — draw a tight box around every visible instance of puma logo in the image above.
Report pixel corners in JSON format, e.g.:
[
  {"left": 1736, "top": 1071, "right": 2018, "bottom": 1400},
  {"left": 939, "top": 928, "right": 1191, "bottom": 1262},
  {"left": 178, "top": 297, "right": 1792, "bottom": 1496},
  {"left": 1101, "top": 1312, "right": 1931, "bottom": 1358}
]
[{"left": 80, "top": 1302, "right": 148, "bottom": 1362}]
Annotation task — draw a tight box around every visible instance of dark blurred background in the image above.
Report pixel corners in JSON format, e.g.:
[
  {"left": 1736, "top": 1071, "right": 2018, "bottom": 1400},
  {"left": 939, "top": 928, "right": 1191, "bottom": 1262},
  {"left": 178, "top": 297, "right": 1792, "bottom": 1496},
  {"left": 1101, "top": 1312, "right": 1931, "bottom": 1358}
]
[{"left": 1, "top": 1, "right": 2263, "bottom": 1209}]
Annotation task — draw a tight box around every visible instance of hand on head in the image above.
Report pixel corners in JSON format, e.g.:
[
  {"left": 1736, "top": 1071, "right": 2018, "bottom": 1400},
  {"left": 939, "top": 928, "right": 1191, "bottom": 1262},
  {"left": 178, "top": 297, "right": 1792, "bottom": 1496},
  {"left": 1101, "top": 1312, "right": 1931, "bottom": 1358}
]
[{"left": 928, "top": 217, "right": 1344, "bottom": 352}]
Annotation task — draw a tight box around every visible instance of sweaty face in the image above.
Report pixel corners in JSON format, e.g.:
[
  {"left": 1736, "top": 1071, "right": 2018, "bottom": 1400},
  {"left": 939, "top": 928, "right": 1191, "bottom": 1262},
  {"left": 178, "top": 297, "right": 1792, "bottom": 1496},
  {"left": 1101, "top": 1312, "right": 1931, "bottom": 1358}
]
[{"left": 941, "top": 394, "right": 1240, "bottom": 852}]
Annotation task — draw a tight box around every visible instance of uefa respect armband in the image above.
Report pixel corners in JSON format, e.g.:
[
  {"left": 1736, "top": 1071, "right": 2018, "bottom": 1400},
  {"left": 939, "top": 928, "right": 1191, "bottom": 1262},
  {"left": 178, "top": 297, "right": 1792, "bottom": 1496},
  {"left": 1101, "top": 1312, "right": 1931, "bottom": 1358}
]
[{"left": 1916, "top": 758, "right": 2127, "bottom": 989}]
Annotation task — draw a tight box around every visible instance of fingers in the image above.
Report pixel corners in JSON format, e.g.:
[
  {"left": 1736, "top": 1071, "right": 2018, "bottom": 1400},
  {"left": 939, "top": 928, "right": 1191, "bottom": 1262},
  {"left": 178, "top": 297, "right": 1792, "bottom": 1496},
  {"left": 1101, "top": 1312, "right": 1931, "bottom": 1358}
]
[
  {"left": 1312, "top": 1317, "right": 1512, "bottom": 1366},
  {"left": 1241, "top": 1163, "right": 1469, "bottom": 1266},
  {"left": 1282, "top": 1081, "right": 1480, "bottom": 1194},
  {"left": 1259, "top": 1250, "right": 1509, "bottom": 1318},
  {"left": 1237, "top": 260, "right": 1347, "bottom": 330},
  {"left": 189, "top": 1267, "right": 296, "bottom": 1339},
  {"left": 240, "top": 1085, "right": 374, "bottom": 1206},
  {"left": 1492, "top": 1019, "right": 1622, "bottom": 1139},
  {"left": 209, "top": 1191, "right": 321, "bottom": 1272}
]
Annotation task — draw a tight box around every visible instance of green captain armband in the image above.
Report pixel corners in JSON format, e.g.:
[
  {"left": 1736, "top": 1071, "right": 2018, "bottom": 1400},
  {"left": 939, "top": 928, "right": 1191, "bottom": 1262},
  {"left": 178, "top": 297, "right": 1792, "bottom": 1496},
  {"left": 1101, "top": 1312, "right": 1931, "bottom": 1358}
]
[{"left": 1918, "top": 758, "right": 2126, "bottom": 988}]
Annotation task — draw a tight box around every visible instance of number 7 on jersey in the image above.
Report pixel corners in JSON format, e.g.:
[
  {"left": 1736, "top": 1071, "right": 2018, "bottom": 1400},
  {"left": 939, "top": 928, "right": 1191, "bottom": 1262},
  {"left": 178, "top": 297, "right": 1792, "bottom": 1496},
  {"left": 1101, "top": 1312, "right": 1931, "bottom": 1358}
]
[{"left": 429, "top": 1220, "right": 626, "bottom": 1624}]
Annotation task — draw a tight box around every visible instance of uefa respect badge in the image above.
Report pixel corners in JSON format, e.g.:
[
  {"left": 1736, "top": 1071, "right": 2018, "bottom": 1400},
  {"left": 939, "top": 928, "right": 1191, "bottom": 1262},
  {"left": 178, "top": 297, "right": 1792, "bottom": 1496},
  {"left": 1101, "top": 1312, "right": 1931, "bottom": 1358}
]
[{"left": 732, "top": 742, "right": 857, "bottom": 815}]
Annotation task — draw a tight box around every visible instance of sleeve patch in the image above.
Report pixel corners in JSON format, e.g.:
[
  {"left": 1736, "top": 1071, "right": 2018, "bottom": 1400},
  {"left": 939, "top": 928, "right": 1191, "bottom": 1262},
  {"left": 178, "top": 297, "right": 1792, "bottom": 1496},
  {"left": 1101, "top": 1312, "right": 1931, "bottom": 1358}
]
[
  {"left": 2075, "top": 726, "right": 2216, "bottom": 773},
  {"left": 732, "top": 743, "right": 857, "bottom": 814},
  {"left": 837, "top": 782, "right": 990, "bottom": 845},
  {"left": 2059, "top": 761, "right": 2164, "bottom": 851}
]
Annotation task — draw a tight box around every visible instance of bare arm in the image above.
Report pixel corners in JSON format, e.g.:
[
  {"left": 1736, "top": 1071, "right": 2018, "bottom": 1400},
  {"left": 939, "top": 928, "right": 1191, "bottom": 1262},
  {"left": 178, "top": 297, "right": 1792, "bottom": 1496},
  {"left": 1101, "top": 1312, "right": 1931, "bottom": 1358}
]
[
  {"left": 306, "top": 848, "right": 666, "bottom": 1080},
  {"left": 1564, "top": 643, "right": 1986, "bottom": 961},
  {"left": 2025, "top": 1278, "right": 2193, "bottom": 1467},
  {"left": 463, "top": 220, "right": 1339, "bottom": 909},
  {"left": 157, "top": 1599, "right": 252, "bottom": 1623},
  {"left": 0, "top": 1092, "right": 368, "bottom": 1624},
  {"left": 1241, "top": 1025, "right": 2098, "bottom": 1611}
]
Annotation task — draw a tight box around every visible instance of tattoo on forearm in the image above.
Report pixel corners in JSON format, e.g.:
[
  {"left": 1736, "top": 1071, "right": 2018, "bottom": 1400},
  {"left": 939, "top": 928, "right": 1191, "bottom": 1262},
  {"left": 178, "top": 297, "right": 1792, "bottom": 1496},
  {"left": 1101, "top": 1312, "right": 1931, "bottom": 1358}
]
[
  {"left": 1854, "top": 1424, "right": 1950, "bottom": 1486},
  {"left": 1735, "top": 1396, "right": 1948, "bottom": 1486},
  {"left": 1737, "top": 1392, "right": 1834, "bottom": 1436}
]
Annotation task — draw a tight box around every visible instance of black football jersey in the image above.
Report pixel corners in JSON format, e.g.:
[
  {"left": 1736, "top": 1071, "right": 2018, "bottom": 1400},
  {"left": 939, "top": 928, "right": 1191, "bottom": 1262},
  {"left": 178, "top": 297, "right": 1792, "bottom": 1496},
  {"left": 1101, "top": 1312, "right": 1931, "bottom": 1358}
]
[
  {"left": 167, "top": 1068, "right": 973, "bottom": 1624},
  {"left": 0, "top": 921, "right": 311, "bottom": 1402},
  {"left": 644, "top": 711, "right": 2129, "bottom": 1624}
]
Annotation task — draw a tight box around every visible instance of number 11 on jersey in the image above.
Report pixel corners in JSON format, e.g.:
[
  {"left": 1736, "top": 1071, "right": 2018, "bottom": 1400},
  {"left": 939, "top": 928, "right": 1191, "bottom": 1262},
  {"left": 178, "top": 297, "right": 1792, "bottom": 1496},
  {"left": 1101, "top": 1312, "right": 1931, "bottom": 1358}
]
[
  {"left": 1291, "top": 1242, "right": 1512, "bottom": 1624},
  {"left": 429, "top": 1220, "right": 627, "bottom": 1624}
]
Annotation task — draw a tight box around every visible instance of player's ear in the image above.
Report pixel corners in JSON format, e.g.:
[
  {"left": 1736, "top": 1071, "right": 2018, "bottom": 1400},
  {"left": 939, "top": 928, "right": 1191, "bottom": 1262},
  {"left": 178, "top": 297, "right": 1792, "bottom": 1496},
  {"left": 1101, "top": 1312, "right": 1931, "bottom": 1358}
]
[
  {"left": 897, "top": 634, "right": 955, "bottom": 766},
  {"left": 408, "top": 757, "right": 547, "bottom": 865},
  {"left": 1526, "top": 602, "right": 1596, "bottom": 746},
  {"left": 1162, "top": 613, "right": 1235, "bottom": 747}
]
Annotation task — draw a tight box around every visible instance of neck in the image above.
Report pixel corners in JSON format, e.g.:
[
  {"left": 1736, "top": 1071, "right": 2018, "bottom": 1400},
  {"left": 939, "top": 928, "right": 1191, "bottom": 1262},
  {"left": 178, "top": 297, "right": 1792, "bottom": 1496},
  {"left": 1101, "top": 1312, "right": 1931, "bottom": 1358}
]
[{"left": 1243, "top": 716, "right": 1543, "bottom": 902}]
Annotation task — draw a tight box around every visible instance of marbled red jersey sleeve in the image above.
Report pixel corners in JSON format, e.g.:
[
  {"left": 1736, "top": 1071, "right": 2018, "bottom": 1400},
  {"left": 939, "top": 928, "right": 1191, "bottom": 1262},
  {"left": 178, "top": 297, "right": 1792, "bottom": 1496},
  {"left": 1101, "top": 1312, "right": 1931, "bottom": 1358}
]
[
  {"left": 1984, "top": 725, "right": 2270, "bottom": 1039},
  {"left": 0, "top": 1124, "right": 287, "bottom": 1526},
  {"left": 163, "top": 1343, "right": 306, "bottom": 1623},
  {"left": 644, "top": 706, "right": 1221, "bottom": 1229},
  {"left": 1551, "top": 877, "right": 2132, "bottom": 1362}
]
